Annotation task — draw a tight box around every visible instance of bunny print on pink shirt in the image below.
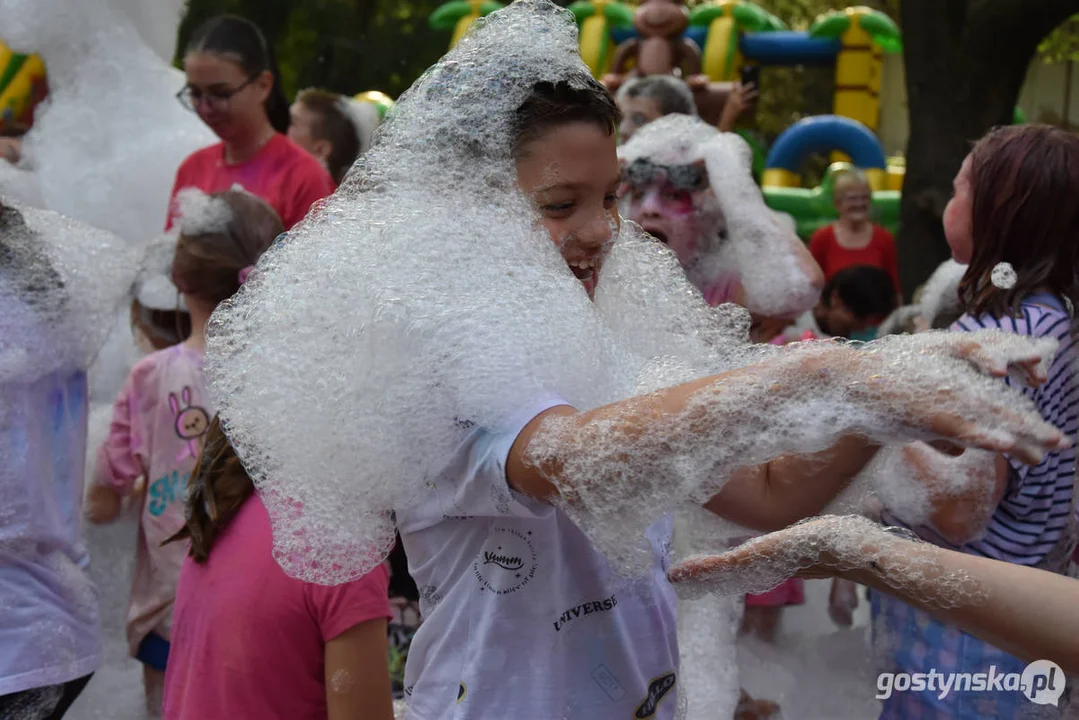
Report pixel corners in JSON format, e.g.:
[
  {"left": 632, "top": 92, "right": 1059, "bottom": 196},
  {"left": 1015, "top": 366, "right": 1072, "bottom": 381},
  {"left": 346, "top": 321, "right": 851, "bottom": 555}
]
[{"left": 169, "top": 386, "right": 210, "bottom": 463}]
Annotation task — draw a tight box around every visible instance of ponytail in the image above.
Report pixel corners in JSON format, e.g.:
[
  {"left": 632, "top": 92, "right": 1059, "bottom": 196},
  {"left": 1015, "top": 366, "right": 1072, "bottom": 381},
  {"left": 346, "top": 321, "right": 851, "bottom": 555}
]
[
  {"left": 186, "top": 14, "right": 289, "bottom": 134},
  {"left": 263, "top": 43, "right": 290, "bottom": 134},
  {"left": 165, "top": 415, "right": 255, "bottom": 562}
]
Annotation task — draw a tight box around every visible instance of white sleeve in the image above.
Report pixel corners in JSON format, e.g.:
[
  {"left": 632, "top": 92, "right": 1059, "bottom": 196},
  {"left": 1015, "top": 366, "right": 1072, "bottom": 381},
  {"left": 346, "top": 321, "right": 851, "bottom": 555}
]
[{"left": 434, "top": 396, "right": 570, "bottom": 520}]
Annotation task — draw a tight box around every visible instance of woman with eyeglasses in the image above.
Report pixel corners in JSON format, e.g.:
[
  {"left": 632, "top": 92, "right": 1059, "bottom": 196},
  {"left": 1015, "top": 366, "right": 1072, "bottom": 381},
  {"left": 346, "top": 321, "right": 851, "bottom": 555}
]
[{"left": 167, "top": 15, "right": 335, "bottom": 232}]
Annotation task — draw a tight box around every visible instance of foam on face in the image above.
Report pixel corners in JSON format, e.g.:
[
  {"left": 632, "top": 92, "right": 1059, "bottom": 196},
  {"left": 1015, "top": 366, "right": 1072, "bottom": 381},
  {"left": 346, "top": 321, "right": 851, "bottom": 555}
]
[{"left": 618, "top": 114, "right": 821, "bottom": 318}]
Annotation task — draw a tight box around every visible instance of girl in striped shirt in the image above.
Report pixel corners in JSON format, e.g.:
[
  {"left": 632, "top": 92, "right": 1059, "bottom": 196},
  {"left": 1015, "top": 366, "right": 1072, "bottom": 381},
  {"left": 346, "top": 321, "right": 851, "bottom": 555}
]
[{"left": 873, "top": 124, "right": 1079, "bottom": 719}]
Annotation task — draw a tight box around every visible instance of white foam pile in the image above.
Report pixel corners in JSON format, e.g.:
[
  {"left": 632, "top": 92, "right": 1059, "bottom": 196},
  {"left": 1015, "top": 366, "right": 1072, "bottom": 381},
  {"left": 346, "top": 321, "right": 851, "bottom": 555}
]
[
  {"left": 0, "top": 202, "right": 138, "bottom": 383},
  {"left": 206, "top": 0, "right": 1060, "bottom": 588},
  {"left": 618, "top": 114, "right": 821, "bottom": 319},
  {"left": 0, "top": 0, "right": 213, "bottom": 245}
]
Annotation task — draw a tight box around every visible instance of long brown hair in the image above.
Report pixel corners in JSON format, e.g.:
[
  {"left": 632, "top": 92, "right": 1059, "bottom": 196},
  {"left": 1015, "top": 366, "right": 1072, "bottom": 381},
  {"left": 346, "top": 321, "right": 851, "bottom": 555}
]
[
  {"left": 166, "top": 415, "right": 254, "bottom": 562},
  {"left": 958, "top": 124, "right": 1079, "bottom": 318}
]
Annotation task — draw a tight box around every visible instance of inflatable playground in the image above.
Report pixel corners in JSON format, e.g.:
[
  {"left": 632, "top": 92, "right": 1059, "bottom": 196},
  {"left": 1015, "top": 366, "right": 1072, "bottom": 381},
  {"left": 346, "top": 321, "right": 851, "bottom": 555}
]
[{"left": 431, "top": 0, "right": 908, "bottom": 239}]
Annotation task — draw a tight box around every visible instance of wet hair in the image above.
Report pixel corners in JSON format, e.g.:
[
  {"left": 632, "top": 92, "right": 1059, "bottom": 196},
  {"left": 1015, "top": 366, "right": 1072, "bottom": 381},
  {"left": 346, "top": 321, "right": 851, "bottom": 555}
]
[
  {"left": 513, "top": 77, "right": 621, "bottom": 157},
  {"left": 295, "top": 89, "right": 361, "bottom": 185},
  {"left": 616, "top": 75, "right": 697, "bottom": 117},
  {"left": 832, "top": 168, "right": 871, "bottom": 202},
  {"left": 166, "top": 415, "right": 254, "bottom": 562},
  {"left": 171, "top": 190, "right": 283, "bottom": 306},
  {"left": 823, "top": 265, "right": 898, "bottom": 320},
  {"left": 185, "top": 14, "right": 290, "bottom": 134},
  {"left": 958, "top": 124, "right": 1079, "bottom": 318},
  {"left": 0, "top": 201, "right": 64, "bottom": 315}
]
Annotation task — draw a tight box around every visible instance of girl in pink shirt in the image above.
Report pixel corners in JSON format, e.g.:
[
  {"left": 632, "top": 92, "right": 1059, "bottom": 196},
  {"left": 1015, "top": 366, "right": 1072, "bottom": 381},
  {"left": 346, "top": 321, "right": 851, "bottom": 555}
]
[
  {"left": 87, "top": 189, "right": 283, "bottom": 715},
  {"left": 166, "top": 15, "right": 335, "bottom": 231},
  {"left": 162, "top": 418, "right": 394, "bottom": 720}
]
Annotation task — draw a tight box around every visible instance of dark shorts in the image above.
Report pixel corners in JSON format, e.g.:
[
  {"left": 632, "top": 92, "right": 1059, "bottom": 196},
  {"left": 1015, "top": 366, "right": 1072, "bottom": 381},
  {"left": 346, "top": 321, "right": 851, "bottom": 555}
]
[
  {"left": 0, "top": 674, "right": 93, "bottom": 720},
  {"left": 136, "top": 632, "right": 171, "bottom": 672}
]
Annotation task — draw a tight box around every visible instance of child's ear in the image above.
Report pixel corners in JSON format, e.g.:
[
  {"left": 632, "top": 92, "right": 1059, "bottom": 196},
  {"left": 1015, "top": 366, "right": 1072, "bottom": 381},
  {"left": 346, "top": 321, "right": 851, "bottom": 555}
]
[{"left": 313, "top": 139, "right": 333, "bottom": 165}]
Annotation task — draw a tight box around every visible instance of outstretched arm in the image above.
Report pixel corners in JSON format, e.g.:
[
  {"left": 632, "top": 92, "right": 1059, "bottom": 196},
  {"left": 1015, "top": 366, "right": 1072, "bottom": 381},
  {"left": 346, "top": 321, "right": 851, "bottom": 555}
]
[
  {"left": 507, "top": 336, "right": 1063, "bottom": 507},
  {"left": 668, "top": 516, "right": 1079, "bottom": 674}
]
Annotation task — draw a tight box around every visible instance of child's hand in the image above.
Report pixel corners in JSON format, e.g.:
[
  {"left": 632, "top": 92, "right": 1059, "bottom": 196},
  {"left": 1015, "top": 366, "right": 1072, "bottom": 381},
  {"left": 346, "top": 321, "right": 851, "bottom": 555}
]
[
  {"left": 828, "top": 334, "right": 1067, "bottom": 465},
  {"left": 85, "top": 483, "right": 123, "bottom": 525},
  {"left": 908, "top": 329, "right": 1055, "bottom": 386},
  {"left": 667, "top": 515, "right": 904, "bottom": 596}
]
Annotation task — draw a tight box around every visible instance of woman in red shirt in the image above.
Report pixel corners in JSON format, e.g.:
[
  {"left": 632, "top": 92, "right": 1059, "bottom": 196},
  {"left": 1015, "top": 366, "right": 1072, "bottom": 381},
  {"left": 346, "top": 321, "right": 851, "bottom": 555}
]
[
  {"left": 809, "top": 169, "right": 902, "bottom": 304},
  {"left": 166, "top": 15, "right": 335, "bottom": 231}
]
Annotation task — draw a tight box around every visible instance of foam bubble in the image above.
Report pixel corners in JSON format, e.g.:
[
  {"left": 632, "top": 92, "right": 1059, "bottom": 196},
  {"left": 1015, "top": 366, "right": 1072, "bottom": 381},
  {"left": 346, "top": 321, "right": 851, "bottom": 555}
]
[{"left": 991, "top": 261, "right": 1018, "bottom": 290}]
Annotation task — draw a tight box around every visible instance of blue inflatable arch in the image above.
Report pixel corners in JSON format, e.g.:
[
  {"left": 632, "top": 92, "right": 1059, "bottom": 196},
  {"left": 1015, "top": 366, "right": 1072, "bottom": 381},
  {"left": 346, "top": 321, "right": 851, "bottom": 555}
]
[{"left": 766, "top": 115, "right": 887, "bottom": 171}]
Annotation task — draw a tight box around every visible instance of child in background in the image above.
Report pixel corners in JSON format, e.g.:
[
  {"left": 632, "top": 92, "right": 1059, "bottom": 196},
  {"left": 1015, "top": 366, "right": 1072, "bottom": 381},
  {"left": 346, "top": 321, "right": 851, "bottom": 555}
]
[
  {"left": 809, "top": 169, "right": 901, "bottom": 305},
  {"left": 811, "top": 265, "right": 898, "bottom": 341},
  {"left": 288, "top": 89, "right": 376, "bottom": 186},
  {"left": 874, "top": 124, "right": 1079, "bottom": 718},
  {"left": 86, "top": 189, "right": 282, "bottom": 716},
  {"left": 162, "top": 417, "right": 395, "bottom": 720}
]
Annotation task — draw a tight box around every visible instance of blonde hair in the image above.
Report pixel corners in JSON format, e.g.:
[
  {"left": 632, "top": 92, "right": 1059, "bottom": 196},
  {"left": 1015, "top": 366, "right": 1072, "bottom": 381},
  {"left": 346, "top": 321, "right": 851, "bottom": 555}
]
[{"left": 833, "top": 168, "right": 871, "bottom": 203}]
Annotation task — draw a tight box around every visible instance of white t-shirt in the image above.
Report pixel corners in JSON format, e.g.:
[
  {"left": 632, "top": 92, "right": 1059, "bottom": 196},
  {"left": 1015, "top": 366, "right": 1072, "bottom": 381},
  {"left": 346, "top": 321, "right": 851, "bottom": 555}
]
[
  {"left": 0, "top": 369, "right": 102, "bottom": 695},
  {"left": 396, "top": 398, "right": 681, "bottom": 720}
]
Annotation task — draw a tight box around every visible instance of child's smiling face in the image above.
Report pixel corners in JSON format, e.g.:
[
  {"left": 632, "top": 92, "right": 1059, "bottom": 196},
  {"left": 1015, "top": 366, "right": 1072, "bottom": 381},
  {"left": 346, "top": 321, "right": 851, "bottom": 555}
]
[{"left": 515, "top": 121, "right": 622, "bottom": 298}]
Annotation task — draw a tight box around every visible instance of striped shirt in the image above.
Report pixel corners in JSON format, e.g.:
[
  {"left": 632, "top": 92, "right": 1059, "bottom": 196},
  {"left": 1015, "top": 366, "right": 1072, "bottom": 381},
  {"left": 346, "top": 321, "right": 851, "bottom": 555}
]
[
  {"left": 873, "top": 295, "right": 1078, "bottom": 719},
  {"left": 884, "top": 294, "right": 1078, "bottom": 567}
]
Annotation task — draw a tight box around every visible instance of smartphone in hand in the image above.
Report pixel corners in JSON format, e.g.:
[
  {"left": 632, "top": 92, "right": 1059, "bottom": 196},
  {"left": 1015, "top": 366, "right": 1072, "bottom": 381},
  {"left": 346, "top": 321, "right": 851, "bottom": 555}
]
[{"left": 741, "top": 64, "right": 760, "bottom": 90}]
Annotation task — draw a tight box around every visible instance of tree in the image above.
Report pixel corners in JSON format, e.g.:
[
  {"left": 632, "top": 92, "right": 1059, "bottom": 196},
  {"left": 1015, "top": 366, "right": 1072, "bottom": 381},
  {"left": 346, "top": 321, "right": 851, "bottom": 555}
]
[
  {"left": 897, "top": 0, "right": 1079, "bottom": 298},
  {"left": 177, "top": 0, "right": 452, "bottom": 98},
  {"left": 1038, "top": 13, "right": 1079, "bottom": 64}
]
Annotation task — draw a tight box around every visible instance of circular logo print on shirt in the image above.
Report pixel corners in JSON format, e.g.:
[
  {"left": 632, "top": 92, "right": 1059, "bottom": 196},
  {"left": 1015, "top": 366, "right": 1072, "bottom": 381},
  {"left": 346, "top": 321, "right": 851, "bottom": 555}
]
[{"left": 473, "top": 527, "right": 537, "bottom": 595}]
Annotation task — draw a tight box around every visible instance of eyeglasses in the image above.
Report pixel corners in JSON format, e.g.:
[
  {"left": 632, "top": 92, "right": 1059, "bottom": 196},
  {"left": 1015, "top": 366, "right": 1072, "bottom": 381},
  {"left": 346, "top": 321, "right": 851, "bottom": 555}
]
[
  {"left": 623, "top": 159, "right": 709, "bottom": 192},
  {"left": 176, "top": 75, "right": 258, "bottom": 113}
]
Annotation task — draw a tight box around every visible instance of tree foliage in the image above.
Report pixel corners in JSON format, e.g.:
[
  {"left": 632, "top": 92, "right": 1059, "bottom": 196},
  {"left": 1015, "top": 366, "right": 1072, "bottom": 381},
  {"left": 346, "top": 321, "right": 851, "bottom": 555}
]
[
  {"left": 1038, "top": 13, "right": 1079, "bottom": 64},
  {"left": 178, "top": 0, "right": 454, "bottom": 98}
]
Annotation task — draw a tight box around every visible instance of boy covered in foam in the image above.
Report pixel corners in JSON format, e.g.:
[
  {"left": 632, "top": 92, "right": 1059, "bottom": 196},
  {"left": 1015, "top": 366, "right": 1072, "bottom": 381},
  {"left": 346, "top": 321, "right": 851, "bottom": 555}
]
[{"left": 202, "top": 3, "right": 1068, "bottom": 718}]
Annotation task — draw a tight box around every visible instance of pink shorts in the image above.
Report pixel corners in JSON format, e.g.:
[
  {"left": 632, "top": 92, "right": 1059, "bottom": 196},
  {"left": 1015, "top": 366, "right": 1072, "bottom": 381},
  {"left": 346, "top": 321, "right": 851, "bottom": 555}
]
[{"left": 745, "top": 578, "right": 805, "bottom": 607}]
